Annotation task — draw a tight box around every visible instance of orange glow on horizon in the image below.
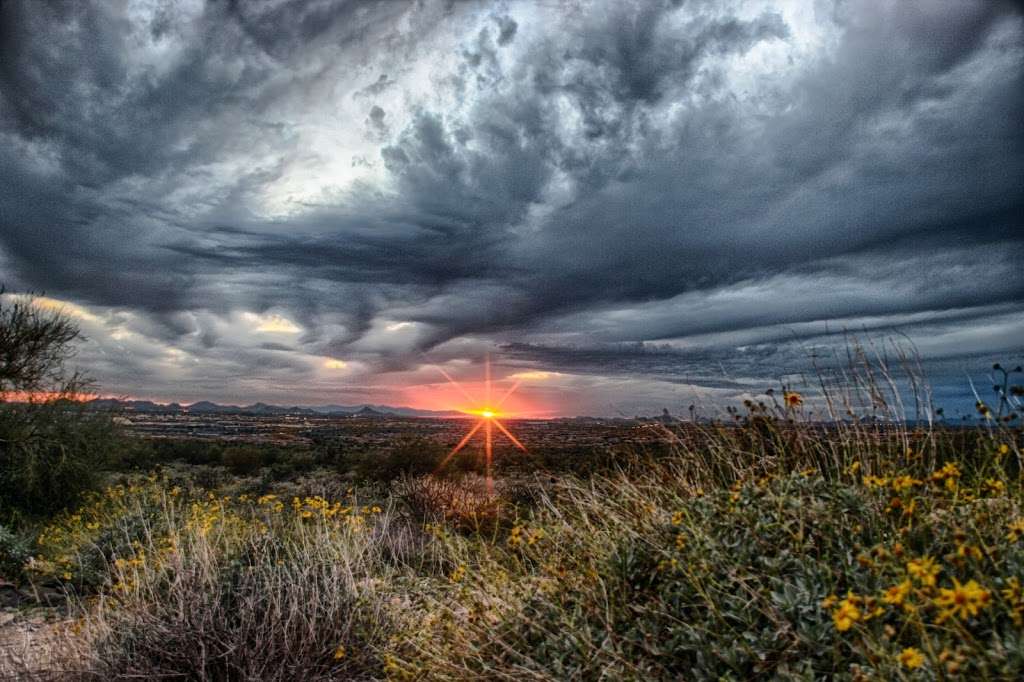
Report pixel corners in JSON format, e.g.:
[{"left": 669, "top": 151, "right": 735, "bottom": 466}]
[
  {"left": 0, "top": 390, "right": 97, "bottom": 404},
  {"left": 403, "top": 371, "right": 555, "bottom": 418},
  {"left": 431, "top": 356, "right": 530, "bottom": 494}
]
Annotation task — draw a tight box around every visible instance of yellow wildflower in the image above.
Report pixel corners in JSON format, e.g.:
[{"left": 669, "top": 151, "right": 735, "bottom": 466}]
[
  {"left": 784, "top": 391, "right": 803, "bottom": 407},
  {"left": 333, "top": 644, "right": 346, "bottom": 660},
  {"left": 1001, "top": 577, "right": 1024, "bottom": 626},
  {"left": 898, "top": 647, "right": 925, "bottom": 670},
  {"left": 882, "top": 580, "right": 911, "bottom": 606},
  {"left": 955, "top": 544, "right": 982, "bottom": 561},
  {"left": 934, "top": 578, "right": 991, "bottom": 621},
  {"left": 1008, "top": 519, "right": 1024, "bottom": 542},
  {"left": 907, "top": 557, "right": 940, "bottom": 587},
  {"left": 983, "top": 478, "right": 1006, "bottom": 495},
  {"left": 1001, "top": 577, "right": 1021, "bottom": 602},
  {"left": 891, "top": 475, "right": 919, "bottom": 492},
  {"left": 931, "top": 461, "right": 960, "bottom": 483},
  {"left": 832, "top": 595, "right": 861, "bottom": 632},
  {"left": 508, "top": 526, "right": 523, "bottom": 547}
]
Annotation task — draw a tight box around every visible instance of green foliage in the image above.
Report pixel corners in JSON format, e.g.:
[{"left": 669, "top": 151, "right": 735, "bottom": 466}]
[
  {"left": 0, "top": 522, "right": 31, "bottom": 580},
  {"left": 221, "top": 444, "right": 279, "bottom": 474},
  {"left": 0, "top": 401, "right": 124, "bottom": 521},
  {"left": 0, "top": 289, "right": 124, "bottom": 521},
  {"left": 145, "top": 438, "right": 224, "bottom": 466},
  {"left": 349, "top": 437, "right": 446, "bottom": 482}
]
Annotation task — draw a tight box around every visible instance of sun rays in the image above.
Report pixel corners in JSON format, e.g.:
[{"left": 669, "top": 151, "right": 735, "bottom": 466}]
[{"left": 434, "top": 356, "right": 527, "bottom": 493}]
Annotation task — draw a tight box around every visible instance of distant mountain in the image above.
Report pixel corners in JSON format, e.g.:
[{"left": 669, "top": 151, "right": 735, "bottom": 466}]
[
  {"left": 85, "top": 397, "right": 460, "bottom": 418},
  {"left": 88, "top": 398, "right": 185, "bottom": 413},
  {"left": 241, "top": 402, "right": 318, "bottom": 416},
  {"left": 186, "top": 400, "right": 230, "bottom": 414},
  {"left": 307, "top": 403, "right": 458, "bottom": 417}
]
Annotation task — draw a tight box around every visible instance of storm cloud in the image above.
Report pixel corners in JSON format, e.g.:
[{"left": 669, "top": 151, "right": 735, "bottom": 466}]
[{"left": 1, "top": 0, "right": 1021, "bottom": 415}]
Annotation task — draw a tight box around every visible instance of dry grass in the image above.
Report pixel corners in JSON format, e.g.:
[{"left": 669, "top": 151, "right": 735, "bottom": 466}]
[{"left": 5, "top": 347, "right": 1023, "bottom": 680}]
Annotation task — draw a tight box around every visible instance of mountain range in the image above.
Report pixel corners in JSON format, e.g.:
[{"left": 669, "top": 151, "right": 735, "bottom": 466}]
[{"left": 85, "top": 398, "right": 461, "bottom": 418}]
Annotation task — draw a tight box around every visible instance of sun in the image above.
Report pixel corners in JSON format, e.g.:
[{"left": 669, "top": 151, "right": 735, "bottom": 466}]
[{"left": 432, "top": 356, "right": 527, "bottom": 494}]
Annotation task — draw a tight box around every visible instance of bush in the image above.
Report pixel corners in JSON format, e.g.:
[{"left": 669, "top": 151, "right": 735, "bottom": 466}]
[
  {"left": 352, "top": 438, "right": 445, "bottom": 482},
  {"left": 145, "top": 439, "right": 223, "bottom": 466},
  {"left": 0, "top": 401, "right": 123, "bottom": 521},
  {"left": 221, "top": 444, "right": 276, "bottom": 474},
  {"left": 387, "top": 429, "right": 1024, "bottom": 680},
  {"left": 392, "top": 474, "right": 510, "bottom": 534},
  {"left": 0, "top": 523, "right": 31, "bottom": 580},
  {"left": 0, "top": 290, "right": 123, "bottom": 521},
  {"left": 37, "top": 489, "right": 396, "bottom": 680}
]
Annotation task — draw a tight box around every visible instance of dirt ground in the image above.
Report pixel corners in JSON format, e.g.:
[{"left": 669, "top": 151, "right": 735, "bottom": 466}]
[{"left": 0, "top": 600, "right": 67, "bottom": 680}]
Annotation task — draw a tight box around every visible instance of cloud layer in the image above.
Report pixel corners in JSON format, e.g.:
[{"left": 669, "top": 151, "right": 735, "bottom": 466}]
[{"left": 1, "top": 0, "right": 1021, "bottom": 416}]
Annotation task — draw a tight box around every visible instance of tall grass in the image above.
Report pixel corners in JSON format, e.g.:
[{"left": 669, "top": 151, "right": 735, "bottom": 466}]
[{"left": 6, "top": 346, "right": 1023, "bottom": 680}]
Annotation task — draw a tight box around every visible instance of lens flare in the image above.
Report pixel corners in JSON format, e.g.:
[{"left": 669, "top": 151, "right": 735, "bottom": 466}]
[{"left": 433, "top": 356, "right": 527, "bottom": 494}]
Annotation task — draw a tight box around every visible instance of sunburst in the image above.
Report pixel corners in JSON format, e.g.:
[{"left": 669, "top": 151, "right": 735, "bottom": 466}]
[{"left": 433, "top": 356, "right": 527, "bottom": 493}]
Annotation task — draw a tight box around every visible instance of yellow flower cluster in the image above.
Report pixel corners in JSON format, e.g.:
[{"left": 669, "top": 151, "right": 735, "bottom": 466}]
[
  {"left": 822, "top": 592, "right": 883, "bottom": 631},
  {"left": 881, "top": 580, "right": 911, "bottom": 607},
  {"left": 507, "top": 525, "right": 544, "bottom": 548},
  {"left": 898, "top": 647, "right": 925, "bottom": 669},
  {"left": 907, "top": 556, "right": 940, "bottom": 587},
  {"left": 890, "top": 475, "right": 920, "bottom": 493},
  {"left": 31, "top": 480, "right": 172, "bottom": 583},
  {"left": 1007, "top": 519, "right": 1024, "bottom": 542},
  {"left": 827, "top": 549, "right": 1002, "bottom": 640},
  {"left": 930, "top": 462, "right": 961, "bottom": 492},
  {"left": 284, "top": 496, "right": 383, "bottom": 528},
  {"left": 933, "top": 578, "right": 991, "bottom": 623},
  {"left": 1001, "top": 577, "right": 1024, "bottom": 626},
  {"left": 449, "top": 564, "right": 467, "bottom": 583}
]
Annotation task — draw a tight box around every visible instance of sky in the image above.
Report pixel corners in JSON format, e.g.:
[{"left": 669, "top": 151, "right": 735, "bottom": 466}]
[{"left": 0, "top": 0, "right": 1022, "bottom": 418}]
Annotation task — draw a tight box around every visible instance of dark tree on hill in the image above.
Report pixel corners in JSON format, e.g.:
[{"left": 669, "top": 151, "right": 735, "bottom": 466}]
[
  {"left": 0, "top": 286, "right": 123, "bottom": 522},
  {"left": 0, "top": 286, "right": 83, "bottom": 397}
]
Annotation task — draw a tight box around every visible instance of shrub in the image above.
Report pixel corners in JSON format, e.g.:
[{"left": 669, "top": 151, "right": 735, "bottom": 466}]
[
  {"left": 0, "top": 290, "right": 123, "bottom": 521},
  {"left": 27, "top": 478, "right": 174, "bottom": 590},
  {"left": 32, "top": 489, "right": 397, "bottom": 680},
  {"left": 353, "top": 438, "right": 445, "bottom": 482},
  {"left": 146, "top": 439, "right": 223, "bottom": 466},
  {"left": 0, "top": 401, "right": 123, "bottom": 521},
  {"left": 392, "top": 474, "right": 512, "bottom": 534},
  {"left": 221, "top": 444, "right": 274, "bottom": 474},
  {"left": 0, "top": 523, "right": 31, "bottom": 580},
  {"left": 387, "top": 429, "right": 1024, "bottom": 680}
]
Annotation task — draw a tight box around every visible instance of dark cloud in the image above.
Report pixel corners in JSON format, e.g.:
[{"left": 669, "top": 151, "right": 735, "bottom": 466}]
[
  {"left": 1, "top": 0, "right": 1022, "bottom": 413},
  {"left": 494, "top": 15, "right": 518, "bottom": 46}
]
